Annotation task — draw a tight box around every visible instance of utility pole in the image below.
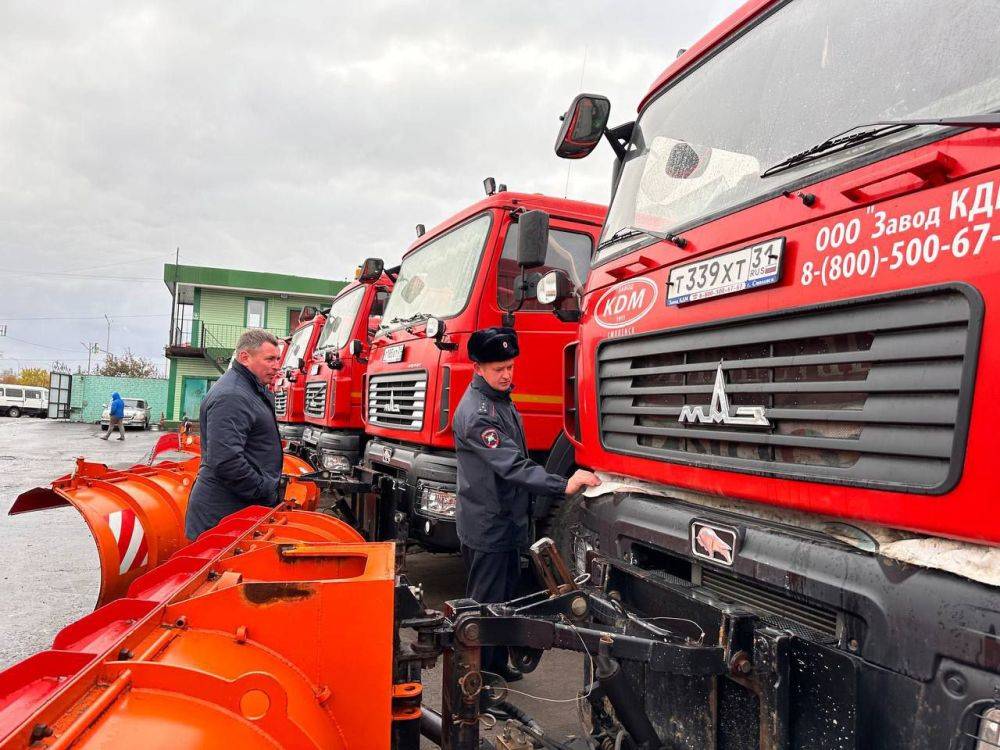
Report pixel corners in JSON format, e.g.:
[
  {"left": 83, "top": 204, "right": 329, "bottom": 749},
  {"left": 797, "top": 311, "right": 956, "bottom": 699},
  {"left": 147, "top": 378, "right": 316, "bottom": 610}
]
[
  {"left": 103, "top": 314, "right": 112, "bottom": 356},
  {"left": 81, "top": 342, "right": 97, "bottom": 373}
]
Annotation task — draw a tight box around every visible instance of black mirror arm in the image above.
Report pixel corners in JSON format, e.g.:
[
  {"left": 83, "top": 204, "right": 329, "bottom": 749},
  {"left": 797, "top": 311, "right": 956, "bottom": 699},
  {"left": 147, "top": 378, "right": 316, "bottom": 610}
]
[{"left": 604, "top": 121, "right": 634, "bottom": 160}]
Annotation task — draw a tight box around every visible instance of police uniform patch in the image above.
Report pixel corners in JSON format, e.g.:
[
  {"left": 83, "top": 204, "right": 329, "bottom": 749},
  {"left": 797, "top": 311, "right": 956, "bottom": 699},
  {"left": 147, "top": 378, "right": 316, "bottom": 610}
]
[
  {"left": 481, "top": 428, "right": 500, "bottom": 449},
  {"left": 478, "top": 400, "right": 490, "bottom": 415}
]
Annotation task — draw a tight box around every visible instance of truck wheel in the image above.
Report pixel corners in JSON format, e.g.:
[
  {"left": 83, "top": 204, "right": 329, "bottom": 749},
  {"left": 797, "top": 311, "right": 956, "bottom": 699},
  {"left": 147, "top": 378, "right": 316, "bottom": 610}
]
[
  {"left": 8, "top": 407, "right": 21, "bottom": 419},
  {"left": 537, "top": 433, "right": 588, "bottom": 575},
  {"left": 537, "top": 491, "right": 588, "bottom": 577}
]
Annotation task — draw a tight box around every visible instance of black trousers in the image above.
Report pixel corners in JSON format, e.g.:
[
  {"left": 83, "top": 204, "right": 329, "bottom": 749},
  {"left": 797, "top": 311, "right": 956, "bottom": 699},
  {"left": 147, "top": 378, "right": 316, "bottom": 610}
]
[{"left": 461, "top": 545, "right": 520, "bottom": 672}]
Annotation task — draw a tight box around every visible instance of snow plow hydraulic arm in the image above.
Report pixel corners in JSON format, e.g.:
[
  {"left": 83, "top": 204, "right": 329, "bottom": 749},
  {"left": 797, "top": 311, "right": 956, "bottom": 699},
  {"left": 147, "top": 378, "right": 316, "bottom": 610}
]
[{"left": 397, "top": 540, "right": 728, "bottom": 750}]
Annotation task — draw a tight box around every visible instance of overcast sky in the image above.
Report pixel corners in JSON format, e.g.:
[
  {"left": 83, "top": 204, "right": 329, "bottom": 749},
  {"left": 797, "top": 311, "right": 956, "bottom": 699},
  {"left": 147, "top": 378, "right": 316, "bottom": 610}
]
[{"left": 0, "top": 1, "right": 741, "bottom": 373}]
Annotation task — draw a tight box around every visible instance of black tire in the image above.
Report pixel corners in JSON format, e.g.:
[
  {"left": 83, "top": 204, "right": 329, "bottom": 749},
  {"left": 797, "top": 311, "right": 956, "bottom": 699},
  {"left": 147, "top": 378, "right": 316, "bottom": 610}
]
[
  {"left": 536, "top": 433, "right": 589, "bottom": 575},
  {"left": 8, "top": 407, "right": 21, "bottom": 419},
  {"left": 538, "top": 491, "right": 590, "bottom": 576}
]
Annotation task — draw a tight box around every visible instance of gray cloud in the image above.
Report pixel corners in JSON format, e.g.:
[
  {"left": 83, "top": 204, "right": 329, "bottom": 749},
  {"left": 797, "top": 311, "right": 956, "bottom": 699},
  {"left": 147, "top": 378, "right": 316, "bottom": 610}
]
[{"left": 0, "top": 1, "right": 741, "bottom": 369}]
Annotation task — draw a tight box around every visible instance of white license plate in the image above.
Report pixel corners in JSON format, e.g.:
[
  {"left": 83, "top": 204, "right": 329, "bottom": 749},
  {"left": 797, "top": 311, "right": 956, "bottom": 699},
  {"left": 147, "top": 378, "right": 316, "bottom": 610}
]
[
  {"left": 382, "top": 344, "right": 404, "bottom": 363},
  {"left": 667, "top": 237, "right": 784, "bottom": 305}
]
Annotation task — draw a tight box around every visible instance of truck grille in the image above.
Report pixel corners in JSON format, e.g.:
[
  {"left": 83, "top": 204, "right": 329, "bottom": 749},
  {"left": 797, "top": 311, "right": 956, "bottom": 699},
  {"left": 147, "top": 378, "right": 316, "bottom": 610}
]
[
  {"left": 273, "top": 390, "right": 287, "bottom": 416},
  {"left": 700, "top": 567, "right": 839, "bottom": 639},
  {"left": 368, "top": 371, "right": 427, "bottom": 430},
  {"left": 597, "top": 285, "right": 980, "bottom": 493},
  {"left": 304, "top": 382, "right": 327, "bottom": 418}
]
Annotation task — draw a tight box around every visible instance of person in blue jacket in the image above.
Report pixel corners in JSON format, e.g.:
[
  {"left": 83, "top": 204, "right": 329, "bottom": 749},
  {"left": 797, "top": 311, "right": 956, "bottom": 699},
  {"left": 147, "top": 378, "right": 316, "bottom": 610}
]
[
  {"left": 101, "top": 392, "right": 126, "bottom": 441},
  {"left": 185, "top": 329, "right": 284, "bottom": 540}
]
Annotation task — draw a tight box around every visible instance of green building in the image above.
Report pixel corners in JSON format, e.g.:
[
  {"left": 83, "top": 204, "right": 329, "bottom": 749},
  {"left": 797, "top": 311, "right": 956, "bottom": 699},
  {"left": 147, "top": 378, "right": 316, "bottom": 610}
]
[{"left": 163, "top": 264, "right": 347, "bottom": 425}]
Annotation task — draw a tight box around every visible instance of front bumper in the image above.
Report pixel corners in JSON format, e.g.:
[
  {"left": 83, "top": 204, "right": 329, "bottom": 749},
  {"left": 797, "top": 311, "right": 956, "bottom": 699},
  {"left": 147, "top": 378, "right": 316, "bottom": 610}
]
[
  {"left": 302, "top": 426, "right": 363, "bottom": 473},
  {"left": 578, "top": 491, "right": 1000, "bottom": 749},
  {"left": 278, "top": 423, "right": 306, "bottom": 443},
  {"left": 362, "top": 437, "right": 459, "bottom": 551}
]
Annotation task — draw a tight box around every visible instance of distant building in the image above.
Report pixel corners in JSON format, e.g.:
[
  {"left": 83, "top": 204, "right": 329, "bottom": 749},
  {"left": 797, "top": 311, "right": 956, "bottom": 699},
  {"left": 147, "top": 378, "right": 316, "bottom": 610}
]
[{"left": 163, "top": 264, "right": 347, "bottom": 424}]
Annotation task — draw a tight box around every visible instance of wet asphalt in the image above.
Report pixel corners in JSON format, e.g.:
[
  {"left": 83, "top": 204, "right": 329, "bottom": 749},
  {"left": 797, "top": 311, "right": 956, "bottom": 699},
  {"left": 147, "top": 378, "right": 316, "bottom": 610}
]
[{"left": 0, "top": 417, "right": 586, "bottom": 745}]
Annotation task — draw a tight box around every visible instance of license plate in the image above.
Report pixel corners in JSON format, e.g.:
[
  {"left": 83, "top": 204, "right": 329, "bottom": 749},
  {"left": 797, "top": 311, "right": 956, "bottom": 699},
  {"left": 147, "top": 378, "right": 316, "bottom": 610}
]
[
  {"left": 667, "top": 237, "right": 784, "bottom": 305},
  {"left": 382, "top": 344, "right": 404, "bottom": 363}
]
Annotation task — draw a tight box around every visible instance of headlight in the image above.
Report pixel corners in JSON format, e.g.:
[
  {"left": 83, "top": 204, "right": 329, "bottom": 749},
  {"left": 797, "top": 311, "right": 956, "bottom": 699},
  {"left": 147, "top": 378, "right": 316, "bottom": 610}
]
[
  {"left": 978, "top": 707, "right": 1000, "bottom": 750},
  {"left": 418, "top": 486, "right": 457, "bottom": 518},
  {"left": 320, "top": 451, "right": 351, "bottom": 473}
]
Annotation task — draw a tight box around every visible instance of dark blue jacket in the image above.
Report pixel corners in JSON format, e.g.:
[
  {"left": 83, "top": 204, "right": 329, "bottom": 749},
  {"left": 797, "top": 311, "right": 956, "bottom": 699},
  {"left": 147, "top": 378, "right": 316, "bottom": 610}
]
[
  {"left": 453, "top": 375, "right": 568, "bottom": 551},
  {"left": 185, "top": 362, "right": 283, "bottom": 539},
  {"left": 109, "top": 392, "right": 125, "bottom": 419}
]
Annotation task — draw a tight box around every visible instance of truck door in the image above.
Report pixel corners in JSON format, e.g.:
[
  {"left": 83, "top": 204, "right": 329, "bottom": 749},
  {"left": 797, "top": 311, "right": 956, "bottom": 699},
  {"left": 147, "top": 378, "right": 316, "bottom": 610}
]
[{"left": 497, "top": 221, "right": 593, "bottom": 442}]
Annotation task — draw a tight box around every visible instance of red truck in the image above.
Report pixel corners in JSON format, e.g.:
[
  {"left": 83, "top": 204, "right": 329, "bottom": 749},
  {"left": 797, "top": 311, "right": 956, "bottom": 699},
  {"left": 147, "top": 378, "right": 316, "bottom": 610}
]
[
  {"left": 300, "top": 269, "right": 394, "bottom": 473},
  {"left": 529, "top": 1, "right": 1000, "bottom": 747},
  {"left": 350, "top": 183, "right": 605, "bottom": 551},
  {"left": 274, "top": 308, "right": 325, "bottom": 453}
]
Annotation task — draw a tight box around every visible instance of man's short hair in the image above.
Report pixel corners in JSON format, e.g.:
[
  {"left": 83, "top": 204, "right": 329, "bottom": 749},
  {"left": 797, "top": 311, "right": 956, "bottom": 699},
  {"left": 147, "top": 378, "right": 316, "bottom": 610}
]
[{"left": 235, "top": 328, "right": 280, "bottom": 354}]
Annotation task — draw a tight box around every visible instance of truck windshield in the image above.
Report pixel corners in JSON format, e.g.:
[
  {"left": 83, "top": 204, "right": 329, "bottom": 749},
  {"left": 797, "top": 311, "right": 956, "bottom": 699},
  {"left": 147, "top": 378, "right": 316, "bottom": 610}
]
[
  {"left": 381, "top": 213, "right": 490, "bottom": 326},
  {"left": 597, "top": 0, "right": 1000, "bottom": 263},
  {"left": 282, "top": 325, "right": 313, "bottom": 366},
  {"left": 315, "top": 285, "right": 364, "bottom": 352}
]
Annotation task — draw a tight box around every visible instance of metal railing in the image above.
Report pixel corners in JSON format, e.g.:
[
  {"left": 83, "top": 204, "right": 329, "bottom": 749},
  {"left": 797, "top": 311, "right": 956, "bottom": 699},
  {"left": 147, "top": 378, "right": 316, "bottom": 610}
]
[{"left": 169, "top": 321, "right": 285, "bottom": 351}]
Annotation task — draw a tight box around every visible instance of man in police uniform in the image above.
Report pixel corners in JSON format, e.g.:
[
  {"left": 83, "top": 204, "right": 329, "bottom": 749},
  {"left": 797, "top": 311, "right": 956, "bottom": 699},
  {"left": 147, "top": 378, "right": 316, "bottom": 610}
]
[{"left": 454, "top": 326, "right": 601, "bottom": 680}]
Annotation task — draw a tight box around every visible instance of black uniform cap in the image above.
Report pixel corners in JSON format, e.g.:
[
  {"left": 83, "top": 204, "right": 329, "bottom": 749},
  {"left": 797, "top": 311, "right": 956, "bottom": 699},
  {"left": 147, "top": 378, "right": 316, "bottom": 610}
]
[{"left": 468, "top": 327, "right": 519, "bottom": 363}]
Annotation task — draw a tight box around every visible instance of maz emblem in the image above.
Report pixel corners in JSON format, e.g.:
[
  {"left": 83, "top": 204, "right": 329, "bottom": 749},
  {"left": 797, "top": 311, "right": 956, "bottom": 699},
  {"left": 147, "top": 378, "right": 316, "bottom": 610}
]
[
  {"left": 678, "top": 362, "right": 769, "bottom": 427},
  {"left": 385, "top": 389, "right": 402, "bottom": 414}
]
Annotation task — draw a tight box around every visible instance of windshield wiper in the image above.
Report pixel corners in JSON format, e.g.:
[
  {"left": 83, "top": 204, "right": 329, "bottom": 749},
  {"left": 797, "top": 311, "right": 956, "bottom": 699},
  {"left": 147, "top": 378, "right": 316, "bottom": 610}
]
[
  {"left": 597, "top": 225, "right": 688, "bottom": 251},
  {"left": 377, "top": 313, "right": 430, "bottom": 333},
  {"left": 762, "top": 112, "right": 1000, "bottom": 178}
]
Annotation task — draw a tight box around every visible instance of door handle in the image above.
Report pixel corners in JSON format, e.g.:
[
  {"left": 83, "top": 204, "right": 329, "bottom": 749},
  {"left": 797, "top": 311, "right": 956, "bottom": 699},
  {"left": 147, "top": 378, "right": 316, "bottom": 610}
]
[{"left": 840, "top": 150, "right": 957, "bottom": 203}]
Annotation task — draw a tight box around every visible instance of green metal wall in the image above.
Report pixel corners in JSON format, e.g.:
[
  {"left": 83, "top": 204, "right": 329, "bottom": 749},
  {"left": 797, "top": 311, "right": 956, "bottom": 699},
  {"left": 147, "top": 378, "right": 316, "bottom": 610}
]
[{"left": 69, "top": 375, "right": 169, "bottom": 424}]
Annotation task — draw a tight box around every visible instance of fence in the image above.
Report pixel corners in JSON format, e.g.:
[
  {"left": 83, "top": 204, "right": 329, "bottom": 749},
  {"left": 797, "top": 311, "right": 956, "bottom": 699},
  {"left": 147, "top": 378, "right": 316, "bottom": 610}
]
[
  {"left": 169, "top": 321, "right": 285, "bottom": 351},
  {"left": 68, "top": 375, "right": 169, "bottom": 423}
]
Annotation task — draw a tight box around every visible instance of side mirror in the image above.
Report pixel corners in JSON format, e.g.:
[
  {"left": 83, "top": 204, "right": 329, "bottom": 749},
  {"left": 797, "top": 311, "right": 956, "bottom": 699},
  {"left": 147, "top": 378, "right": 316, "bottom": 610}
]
[
  {"left": 536, "top": 269, "right": 574, "bottom": 305},
  {"left": 358, "top": 257, "right": 384, "bottom": 283},
  {"left": 555, "top": 94, "right": 611, "bottom": 160},
  {"left": 325, "top": 349, "right": 344, "bottom": 370},
  {"left": 349, "top": 339, "right": 364, "bottom": 357},
  {"left": 537, "top": 270, "right": 581, "bottom": 323},
  {"left": 369, "top": 287, "right": 389, "bottom": 317},
  {"left": 299, "top": 306, "right": 318, "bottom": 323},
  {"left": 516, "top": 210, "right": 550, "bottom": 269}
]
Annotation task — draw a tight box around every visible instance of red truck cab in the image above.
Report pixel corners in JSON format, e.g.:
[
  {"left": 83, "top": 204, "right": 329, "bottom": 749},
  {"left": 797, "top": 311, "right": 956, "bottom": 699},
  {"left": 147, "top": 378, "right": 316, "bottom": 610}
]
[
  {"left": 274, "top": 309, "right": 325, "bottom": 452},
  {"left": 356, "top": 185, "right": 605, "bottom": 551},
  {"left": 300, "top": 271, "right": 394, "bottom": 472},
  {"left": 541, "top": 1, "right": 1000, "bottom": 747}
]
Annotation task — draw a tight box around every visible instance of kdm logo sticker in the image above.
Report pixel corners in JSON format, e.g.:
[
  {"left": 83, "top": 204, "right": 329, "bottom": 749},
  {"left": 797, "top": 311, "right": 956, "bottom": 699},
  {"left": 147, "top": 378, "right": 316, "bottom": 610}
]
[{"left": 594, "top": 277, "right": 658, "bottom": 329}]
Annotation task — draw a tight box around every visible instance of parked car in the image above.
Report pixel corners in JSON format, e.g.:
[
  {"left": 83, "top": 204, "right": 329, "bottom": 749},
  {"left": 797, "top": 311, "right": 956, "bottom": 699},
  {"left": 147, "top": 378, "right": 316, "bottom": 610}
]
[
  {"left": 0, "top": 386, "right": 48, "bottom": 418},
  {"left": 100, "top": 398, "right": 152, "bottom": 430}
]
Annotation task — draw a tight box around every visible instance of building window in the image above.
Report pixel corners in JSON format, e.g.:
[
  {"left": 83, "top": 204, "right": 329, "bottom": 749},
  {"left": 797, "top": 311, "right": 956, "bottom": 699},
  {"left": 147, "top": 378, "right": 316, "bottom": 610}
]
[{"left": 246, "top": 299, "right": 266, "bottom": 328}]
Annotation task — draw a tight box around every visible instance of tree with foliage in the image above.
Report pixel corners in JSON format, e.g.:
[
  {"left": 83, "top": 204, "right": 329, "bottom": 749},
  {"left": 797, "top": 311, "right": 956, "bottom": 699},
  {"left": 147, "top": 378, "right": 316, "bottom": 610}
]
[
  {"left": 17, "top": 368, "right": 50, "bottom": 387},
  {"left": 0, "top": 369, "right": 17, "bottom": 384},
  {"left": 95, "top": 350, "right": 160, "bottom": 379}
]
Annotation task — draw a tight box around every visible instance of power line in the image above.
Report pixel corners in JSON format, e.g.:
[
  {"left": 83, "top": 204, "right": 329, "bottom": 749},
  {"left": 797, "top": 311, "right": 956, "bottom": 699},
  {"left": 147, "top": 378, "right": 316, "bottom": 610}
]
[
  {"left": 2, "top": 335, "right": 84, "bottom": 353},
  {"left": 0, "top": 314, "right": 169, "bottom": 321},
  {"left": 3, "top": 271, "right": 161, "bottom": 282}
]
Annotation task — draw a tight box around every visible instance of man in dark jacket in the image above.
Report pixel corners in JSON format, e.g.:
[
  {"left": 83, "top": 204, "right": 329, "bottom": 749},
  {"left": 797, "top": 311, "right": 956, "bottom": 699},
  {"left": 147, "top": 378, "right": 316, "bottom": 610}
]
[
  {"left": 101, "top": 392, "right": 126, "bottom": 441},
  {"left": 453, "top": 327, "right": 600, "bottom": 680},
  {"left": 185, "top": 328, "right": 284, "bottom": 540}
]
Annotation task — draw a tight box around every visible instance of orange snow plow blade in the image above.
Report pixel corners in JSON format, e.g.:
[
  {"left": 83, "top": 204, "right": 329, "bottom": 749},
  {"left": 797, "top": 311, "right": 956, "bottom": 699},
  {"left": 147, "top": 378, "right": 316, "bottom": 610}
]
[
  {"left": 8, "top": 433, "right": 322, "bottom": 608},
  {"left": 0, "top": 505, "right": 391, "bottom": 749}
]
